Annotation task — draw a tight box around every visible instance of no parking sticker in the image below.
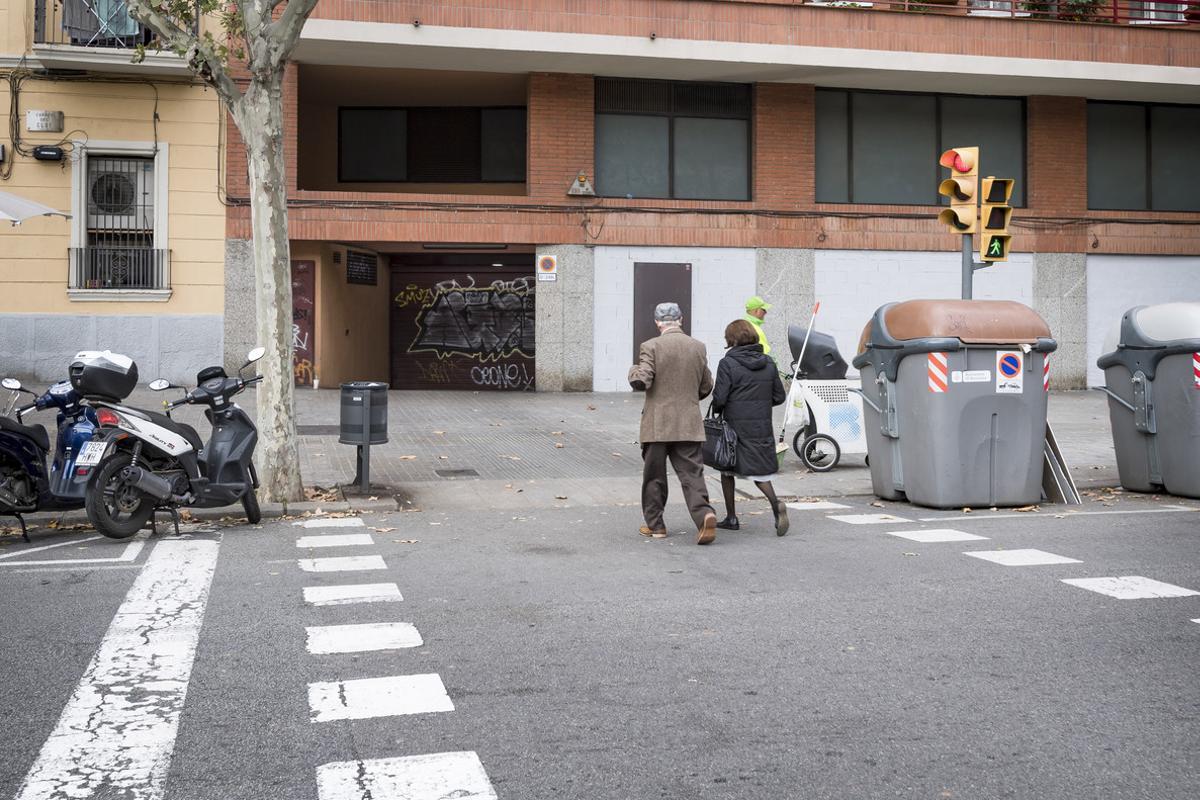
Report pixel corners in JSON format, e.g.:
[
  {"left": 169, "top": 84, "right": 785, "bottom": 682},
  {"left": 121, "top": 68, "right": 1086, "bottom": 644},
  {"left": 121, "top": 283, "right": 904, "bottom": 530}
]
[{"left": 996, "top": 351, "right": 1023, "bottom": 394}]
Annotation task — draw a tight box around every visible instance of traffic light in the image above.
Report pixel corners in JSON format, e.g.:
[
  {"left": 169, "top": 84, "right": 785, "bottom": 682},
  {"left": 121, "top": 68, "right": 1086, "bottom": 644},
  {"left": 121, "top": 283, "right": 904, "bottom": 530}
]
[
  {"left": 937, "top": 147, "right": 978, "bottom": 234},
  {"left": 979, "top": 176, "right": 1013, "bottom": 262}
]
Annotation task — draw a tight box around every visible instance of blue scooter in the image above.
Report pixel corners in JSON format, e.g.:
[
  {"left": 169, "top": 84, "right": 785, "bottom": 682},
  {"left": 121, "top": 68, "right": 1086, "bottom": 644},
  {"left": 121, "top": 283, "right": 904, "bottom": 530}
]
[{"left": 0, "top": 376, "right": 99, "bottom": 542}]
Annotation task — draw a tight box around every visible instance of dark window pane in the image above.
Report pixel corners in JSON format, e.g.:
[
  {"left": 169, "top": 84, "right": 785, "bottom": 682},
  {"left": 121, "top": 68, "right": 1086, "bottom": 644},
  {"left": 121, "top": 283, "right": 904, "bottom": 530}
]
[
  {"left": 1087, "top": 103, "right": 1147, "bottom": 210},
  {"left": 851, "top": 93, "right": 936, "bottom": 204},
  {"left": 673, "top": 118, "right": 749, "bottom": 200},
  {"left": 595, "top": 78, "right": 673, "bottom": 114},
  {"left": 1150, "top": 105, "right": 1200, "bottom": 212},
  {"left": 815, "top": 90, "right": 849, "bottom": 203},
  {"left": 408, "top": 108, "right": 481, "bottom": 182},
  {"left": 672, "top": 82, "right": 752, "bottom": 118},
  {"left": 481, "top": 108, "right": 526, "bottom": 182},
  {"left": 595, "top": 114, "right": 669, "bottom": 198},
  {"left": 940, "top": 96, "right": 1025, "bottom": 206},
  {"left": 340, "top": 109, "right": 406, "bottom": 182}
]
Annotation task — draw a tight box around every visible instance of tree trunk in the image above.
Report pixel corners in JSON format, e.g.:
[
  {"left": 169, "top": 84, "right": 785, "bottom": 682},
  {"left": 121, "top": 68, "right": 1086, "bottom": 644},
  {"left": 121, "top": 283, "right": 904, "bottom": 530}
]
[{"left": 234, "top": 76, "right": 304, "bottom": 503}]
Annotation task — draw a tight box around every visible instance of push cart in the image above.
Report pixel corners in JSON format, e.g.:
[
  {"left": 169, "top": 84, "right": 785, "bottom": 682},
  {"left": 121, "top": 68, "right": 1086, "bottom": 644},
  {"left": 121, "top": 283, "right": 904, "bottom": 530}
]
[{"left": 780, "top": 306, "right": 868, "bottom": 472}]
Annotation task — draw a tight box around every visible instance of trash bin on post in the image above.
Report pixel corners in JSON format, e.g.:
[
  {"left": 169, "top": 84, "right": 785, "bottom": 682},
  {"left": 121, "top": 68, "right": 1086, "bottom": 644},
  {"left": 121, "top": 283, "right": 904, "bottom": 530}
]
[
  {"left": 340, "top": 381, "right": 388, "bottom": 492},
  {"left": 1096, "top": 302, "right": 1200, "bottom": 499},
  {"left": 852, "top": 300, "right": 1057, "bottom": 509}
]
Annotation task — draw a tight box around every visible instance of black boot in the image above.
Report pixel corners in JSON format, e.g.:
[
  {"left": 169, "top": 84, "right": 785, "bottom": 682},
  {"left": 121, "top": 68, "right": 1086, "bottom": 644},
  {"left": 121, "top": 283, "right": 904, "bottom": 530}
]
[
  {"left": 756, "top": 481, "right": 789, "bottom": 537},
  {"left": 716, "top": 516, "right": 740, "bottom": 531}
]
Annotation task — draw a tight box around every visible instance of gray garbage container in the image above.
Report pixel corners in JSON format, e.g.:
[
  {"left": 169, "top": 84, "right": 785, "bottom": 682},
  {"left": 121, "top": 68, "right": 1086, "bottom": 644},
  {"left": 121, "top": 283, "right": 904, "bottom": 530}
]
[
  {"left": 339, "top": 382, "right": 388, "bottom": 445},
  {"left": 852, "top": 300, "right": 1057, "bottom": 509},
  {"left": 1097, "top": 302, "right": 1200, "bottom": 498}
]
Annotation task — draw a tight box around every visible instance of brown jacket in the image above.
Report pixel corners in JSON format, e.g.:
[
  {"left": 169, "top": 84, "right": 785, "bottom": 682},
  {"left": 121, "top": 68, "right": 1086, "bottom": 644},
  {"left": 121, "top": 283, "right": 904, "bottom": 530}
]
[{"left": 628, "top": 327, "right": 714, "bottom": 443}]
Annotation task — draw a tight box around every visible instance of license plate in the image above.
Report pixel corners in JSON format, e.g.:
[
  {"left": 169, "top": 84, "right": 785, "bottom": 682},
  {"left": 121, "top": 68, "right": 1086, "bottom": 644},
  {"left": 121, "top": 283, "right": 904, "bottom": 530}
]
[{"left": 75, "top": 441, "right": 108, "bottom": 467}]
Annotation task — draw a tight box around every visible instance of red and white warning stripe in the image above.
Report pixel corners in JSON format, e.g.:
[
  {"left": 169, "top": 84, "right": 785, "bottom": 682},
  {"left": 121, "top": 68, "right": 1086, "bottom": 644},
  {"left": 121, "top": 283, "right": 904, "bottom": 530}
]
[
  {"left": 928, "top": 352, "right": 948, "bottom": 393},
  {"left": 1193, "top": 352, "right": 1200, "bottom": 388},
  {"left": 1043, "top": 353, "right": 1051, "bottom": 392}
]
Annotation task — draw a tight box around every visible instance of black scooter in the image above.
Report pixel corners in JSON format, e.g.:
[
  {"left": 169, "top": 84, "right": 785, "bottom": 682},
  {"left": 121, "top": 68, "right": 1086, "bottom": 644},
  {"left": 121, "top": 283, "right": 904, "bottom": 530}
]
[{"left": 83, "top": 348, "right": 266, "bottom": 539}]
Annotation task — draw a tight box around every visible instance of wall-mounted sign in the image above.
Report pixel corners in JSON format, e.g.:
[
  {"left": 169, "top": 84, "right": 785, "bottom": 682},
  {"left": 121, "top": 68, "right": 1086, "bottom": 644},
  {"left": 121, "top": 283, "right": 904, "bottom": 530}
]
[
  {"left": 26, "top": 111, "right": 64, "bottom": 133},
  {"left": 346, "top": 250, "right": 378, "bottom": 286},
  {"left": 537, "top": 254, "right": 558, "bottom": 282}
]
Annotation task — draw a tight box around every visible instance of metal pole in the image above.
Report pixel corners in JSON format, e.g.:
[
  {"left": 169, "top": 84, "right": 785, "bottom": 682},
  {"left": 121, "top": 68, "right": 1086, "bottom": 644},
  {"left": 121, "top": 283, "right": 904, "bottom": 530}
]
[
  {"left": 961, "top": 234, "right": 974, "bottom": 300},
  {"left": 360, "top": 389, "right": 372, "bottom": 493}
]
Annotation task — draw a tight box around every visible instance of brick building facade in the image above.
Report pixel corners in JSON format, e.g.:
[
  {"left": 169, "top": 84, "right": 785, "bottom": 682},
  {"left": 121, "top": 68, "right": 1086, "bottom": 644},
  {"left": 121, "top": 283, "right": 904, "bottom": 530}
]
[{"left": 222, "top": 0, "right": 1200, "bottom": 391}]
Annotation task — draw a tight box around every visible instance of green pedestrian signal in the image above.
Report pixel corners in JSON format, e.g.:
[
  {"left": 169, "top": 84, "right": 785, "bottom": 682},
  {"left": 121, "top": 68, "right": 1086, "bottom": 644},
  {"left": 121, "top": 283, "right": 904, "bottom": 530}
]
[
  {"left": 988, "top": 238, "right": 1003, "bottom": 257},
  {"left": 978, "top": 176, "right": 1014, "bottom": 263}
]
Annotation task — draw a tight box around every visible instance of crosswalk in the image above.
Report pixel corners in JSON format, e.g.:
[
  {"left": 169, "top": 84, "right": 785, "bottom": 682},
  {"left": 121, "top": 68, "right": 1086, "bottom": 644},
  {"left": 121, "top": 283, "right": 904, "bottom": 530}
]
[
  {"left": 791, "top": 498, "right": 1200, "bottom": 624},
  {"left": 295, "top": 514, "right": 499, "bottom": 800}
]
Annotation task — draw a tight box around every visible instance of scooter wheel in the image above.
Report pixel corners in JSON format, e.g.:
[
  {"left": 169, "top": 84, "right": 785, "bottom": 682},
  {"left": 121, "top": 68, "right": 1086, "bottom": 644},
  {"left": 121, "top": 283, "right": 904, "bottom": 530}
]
[
  {"left": 242, "top": 487, "right": 261, "bottom": 524},
  {"left": 800, "top": 433, "right": 841, "bottom": 473},
  {"left": 85, "top": 452, "right": 156, "bottom": 539}
]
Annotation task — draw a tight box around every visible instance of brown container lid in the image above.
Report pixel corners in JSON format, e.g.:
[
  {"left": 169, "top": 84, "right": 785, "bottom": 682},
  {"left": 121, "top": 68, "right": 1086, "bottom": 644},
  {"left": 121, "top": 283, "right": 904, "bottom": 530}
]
[{"left": 872, "top": 300, "right": 1049, "bottom": 348}]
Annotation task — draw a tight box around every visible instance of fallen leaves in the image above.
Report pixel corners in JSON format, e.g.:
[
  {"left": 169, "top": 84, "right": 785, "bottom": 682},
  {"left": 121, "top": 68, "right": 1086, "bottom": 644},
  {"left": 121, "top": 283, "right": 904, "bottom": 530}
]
[
  {"left": 554, "top": 495, "right": 568, "bottom": 500},
  {"left": 371, "top": 527, "right": 396, "bottom": 533},
  {"left": 554, "top": 443, "right": 565, "bottom": 449},
  {"left": 394, "top": 539, "right": 419, "bottom": 544},
  {"left": 398, "top": 455, "right": 417, "bottom": 461},
  {"left": 1014, "top": 505, "right": 1039, "bottom": 513}
]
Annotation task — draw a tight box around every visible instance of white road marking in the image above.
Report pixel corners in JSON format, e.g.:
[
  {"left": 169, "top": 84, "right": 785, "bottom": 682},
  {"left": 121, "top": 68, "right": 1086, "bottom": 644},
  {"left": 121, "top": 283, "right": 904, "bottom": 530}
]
[
  {"left": 916, "top": 505, "right": 1195, "bottom": 523},
  {"left": 293, "top": 517, "right": 365, "bottom": 528},
  {"left": 296, "top": 533, "right": 374, "bottom": 549},
  {"left": 0, "top": 539, "right": 144, "bottom": 568},
  {"left": 317, "top": 751, "right": 497, "bottom": 800},
  {"left": 1192, "top": 619, "right": 1200, "bottom": 625},
  {"left": 886, "top": 529, "right": 988, "bottom": 543},
  {"left": 1062, "top": 576, "right": 1200, "bottom": 600},
  {"left": 306, "top": 622, "right": 423, "bottom": 654},
  {"left": 828, "top": 513, "right": 911, "bottom": 525},
  {"left": 14, "top": 539, "right": 219, "bottom": 800},
  {"left": 309, "top": 674, "right": 454, "bottom": 722},
  {"left": 298, "top": 555, "right": 387, "bottom": 573},
  {"left": 786, "top": 500, "right": 850, "bottom": 511},
  {"left": 0, "top": 535, "right": 103, "bottom": 560},
  {"left": 303, "top": 583, "right": 403, "bottom": 606},
  {"left": 965, "top": 548, "right": 1082, "bottom": 566}
]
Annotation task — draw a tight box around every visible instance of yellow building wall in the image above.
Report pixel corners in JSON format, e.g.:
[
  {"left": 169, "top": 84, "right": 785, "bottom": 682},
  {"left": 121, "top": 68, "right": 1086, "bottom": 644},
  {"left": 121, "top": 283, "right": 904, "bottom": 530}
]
[
  {"left": 0, "top": 76, "right": 224, "bottom": 314},
  {"left": 292, "top": 242, "right": 390, "bottom": 388}
]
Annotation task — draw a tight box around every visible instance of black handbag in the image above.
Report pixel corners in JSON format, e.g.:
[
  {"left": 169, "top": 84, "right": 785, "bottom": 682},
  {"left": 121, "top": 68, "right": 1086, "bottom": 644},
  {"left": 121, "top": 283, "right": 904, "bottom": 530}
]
[{"left": 702, "top": 407, "right": 738, "bottom": 471}]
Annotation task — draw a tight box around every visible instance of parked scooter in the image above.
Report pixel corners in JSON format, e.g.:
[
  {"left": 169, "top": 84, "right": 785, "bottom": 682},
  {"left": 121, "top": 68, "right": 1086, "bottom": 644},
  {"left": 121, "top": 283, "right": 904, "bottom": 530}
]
[
  {"left": 79, "top": 347, "right": 266, "bottom": 539},
  {"left": 0, "top": 375, "right": 101, "bottom": 541}
]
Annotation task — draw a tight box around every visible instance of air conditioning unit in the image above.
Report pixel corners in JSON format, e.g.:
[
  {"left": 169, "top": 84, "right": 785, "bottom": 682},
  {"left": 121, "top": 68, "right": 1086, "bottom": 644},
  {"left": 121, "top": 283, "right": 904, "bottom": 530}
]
[{"left": 86, "top": 159, "right": 154, "bottom": 232}]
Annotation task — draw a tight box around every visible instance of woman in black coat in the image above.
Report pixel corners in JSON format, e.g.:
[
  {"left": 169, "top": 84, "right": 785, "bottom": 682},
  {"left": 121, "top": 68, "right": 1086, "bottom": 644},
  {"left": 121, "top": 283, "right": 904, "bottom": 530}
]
[{"left": 710, "top": 319, "right": 789, "bottom": 535}]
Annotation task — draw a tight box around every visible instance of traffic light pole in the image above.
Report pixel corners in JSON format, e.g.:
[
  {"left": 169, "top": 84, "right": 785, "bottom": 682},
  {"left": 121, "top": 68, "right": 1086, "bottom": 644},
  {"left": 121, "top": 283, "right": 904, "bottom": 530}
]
[{"left": 961, "top": 234, "right": 990, "bottom": 300}]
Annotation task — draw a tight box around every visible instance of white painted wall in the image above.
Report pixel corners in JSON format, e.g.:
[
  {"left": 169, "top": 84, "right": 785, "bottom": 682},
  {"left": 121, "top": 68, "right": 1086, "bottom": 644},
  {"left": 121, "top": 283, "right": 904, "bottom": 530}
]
[
  {"left": 813, "top": 250, "right": 1034, "bottom": 375},
  {"left": 1085, "top": 255, "right": 1200, "bottom": 386},
  {"left": 592, "top": 247, "right": 756, "bottom": 392}
]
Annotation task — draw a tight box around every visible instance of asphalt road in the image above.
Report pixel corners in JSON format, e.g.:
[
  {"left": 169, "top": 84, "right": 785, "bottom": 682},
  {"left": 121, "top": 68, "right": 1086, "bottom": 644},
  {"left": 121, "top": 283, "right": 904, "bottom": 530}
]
[{"left": 1, "top": 491, "right": 1198, "bottom": 800}]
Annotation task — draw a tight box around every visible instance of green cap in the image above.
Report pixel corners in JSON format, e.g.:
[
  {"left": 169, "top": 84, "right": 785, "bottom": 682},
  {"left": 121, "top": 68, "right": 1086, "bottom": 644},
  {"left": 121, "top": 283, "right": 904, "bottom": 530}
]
[{"left": 745, "top": 296, "right": 771, "bottom": 311}]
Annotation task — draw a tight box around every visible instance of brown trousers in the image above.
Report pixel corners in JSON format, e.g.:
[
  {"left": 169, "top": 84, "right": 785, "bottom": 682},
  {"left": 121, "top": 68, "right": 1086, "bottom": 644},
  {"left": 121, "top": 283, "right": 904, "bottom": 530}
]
[{"left": 641, "top": 441, "right": 715, "bottom": 530}]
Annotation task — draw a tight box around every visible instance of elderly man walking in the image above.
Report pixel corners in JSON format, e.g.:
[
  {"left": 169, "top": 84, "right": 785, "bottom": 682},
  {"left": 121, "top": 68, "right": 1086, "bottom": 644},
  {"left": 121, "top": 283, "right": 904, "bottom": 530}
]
[{"left": 628, "top": 302, "right": 719, "bottom": 545}]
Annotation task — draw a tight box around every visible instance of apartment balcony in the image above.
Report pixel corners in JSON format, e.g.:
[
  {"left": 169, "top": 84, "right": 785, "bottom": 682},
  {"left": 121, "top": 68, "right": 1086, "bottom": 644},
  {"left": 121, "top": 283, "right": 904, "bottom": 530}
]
[{"left": 31, "top": 0, "right": 196, "bottom": 75}]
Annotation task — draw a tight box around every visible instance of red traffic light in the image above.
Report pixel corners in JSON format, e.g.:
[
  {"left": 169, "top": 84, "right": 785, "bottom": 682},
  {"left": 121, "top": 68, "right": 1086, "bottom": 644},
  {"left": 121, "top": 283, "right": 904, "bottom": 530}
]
[{"left": 939, "top": 147, "right": 978, "bottom": 175}]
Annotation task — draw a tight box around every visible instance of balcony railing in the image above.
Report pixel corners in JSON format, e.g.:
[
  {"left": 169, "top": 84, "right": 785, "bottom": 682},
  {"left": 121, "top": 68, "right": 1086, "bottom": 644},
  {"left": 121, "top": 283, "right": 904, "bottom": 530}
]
[
  {"left": 69, "top": 247, "right": 169, "bottom": 290},
  {"left": 33, "top": 0, "right": 200, "bottom": 49},
  {"left": 805, "top": 0, "right": 1198, "bottom": 25}
]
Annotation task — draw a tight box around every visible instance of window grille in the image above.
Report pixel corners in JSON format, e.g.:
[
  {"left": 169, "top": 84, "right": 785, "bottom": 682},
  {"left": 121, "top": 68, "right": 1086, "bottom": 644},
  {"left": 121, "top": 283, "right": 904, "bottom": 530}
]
[{"left": 74, "top": 154, "right": 165, "bottom": 290}]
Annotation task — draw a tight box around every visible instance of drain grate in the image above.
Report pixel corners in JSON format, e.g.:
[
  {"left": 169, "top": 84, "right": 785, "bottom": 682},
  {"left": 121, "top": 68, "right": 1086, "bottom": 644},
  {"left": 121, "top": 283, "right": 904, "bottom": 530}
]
[
  {"left": 435, "top": 469, "right": 479, "bottom": 478},
  {"left": 298, "top": 425, "right": 340, "bottom": 436}
]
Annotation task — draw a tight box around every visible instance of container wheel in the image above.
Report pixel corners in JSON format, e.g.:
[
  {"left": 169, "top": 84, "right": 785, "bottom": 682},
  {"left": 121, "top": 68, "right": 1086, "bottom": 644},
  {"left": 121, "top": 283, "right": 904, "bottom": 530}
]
[{"left": 801, "top": 433, "right": 841, "bottom": 473}]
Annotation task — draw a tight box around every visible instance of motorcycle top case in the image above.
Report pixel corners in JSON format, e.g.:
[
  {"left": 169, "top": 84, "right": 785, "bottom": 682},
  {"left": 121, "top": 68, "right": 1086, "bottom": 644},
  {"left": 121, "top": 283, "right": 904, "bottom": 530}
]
[{"left": 69, "top": 350, "right": 139, "bottom": 401}]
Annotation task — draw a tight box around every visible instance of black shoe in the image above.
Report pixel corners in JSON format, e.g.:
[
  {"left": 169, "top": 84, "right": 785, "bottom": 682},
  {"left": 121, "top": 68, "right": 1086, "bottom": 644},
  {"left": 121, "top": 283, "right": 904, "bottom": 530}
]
[
  {"left": 773, "top": 502, "right": 790, "bottom": 537},
  {"left": 716, "top": 516, "right": 740, "bottom": 531}
]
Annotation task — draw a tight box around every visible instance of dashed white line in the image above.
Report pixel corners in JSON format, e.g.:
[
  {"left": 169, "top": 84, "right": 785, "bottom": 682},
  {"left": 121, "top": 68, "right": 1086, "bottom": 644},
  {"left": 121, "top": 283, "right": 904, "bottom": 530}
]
[
  {"left": 306, "top": 622, "right": 423, "bottom": 654},
  {"left": 296, "top": 534, "right": 375, "bottom": 549},
  {"left": 298, "top": 555, "right": 387, "bottom": 573},
  {"left": 828, "top": 513, "right": 911, "bottom": 525},
  {"left": 293, "top": 518, "right": 366, "bottom": 528},
  {"left": 309, "top": 674, "right": 454, "bottom": 722},
  {"left": 964, "top": 549, "right": 1082, "bottom": 566},
  {"left": 303, "top": 583, "right": 403, "bottom": 606},
  {"left": 1062, "top": 576, "right": 1200, "bottom": 599},
  {"left": 14, "top": 539, "right": 219, "bottom": 800},
  {"left": 916, "top": 505, "right": 1195, "bottom": 523},
  {"left": 886, "top": 529, "right": 988, "bottom": 543},
  {"left": 786, "top": 500, "right": 850, "bottom": 511},
  {"left": 317, "top": 751, "right": 498, "bottom": 800}
]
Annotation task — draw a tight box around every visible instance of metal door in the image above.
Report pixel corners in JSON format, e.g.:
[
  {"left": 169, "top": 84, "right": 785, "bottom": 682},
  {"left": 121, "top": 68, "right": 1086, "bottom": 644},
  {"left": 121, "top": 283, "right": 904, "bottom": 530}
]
[
  {"left": 291, "top": 260, "right": 315, "bottom": 386},
  {"left": 632, "top": 262, "right": 692, "bottom": 362},
  {"left": 390, "top": 264, "right": 535, "bottom": 391}
]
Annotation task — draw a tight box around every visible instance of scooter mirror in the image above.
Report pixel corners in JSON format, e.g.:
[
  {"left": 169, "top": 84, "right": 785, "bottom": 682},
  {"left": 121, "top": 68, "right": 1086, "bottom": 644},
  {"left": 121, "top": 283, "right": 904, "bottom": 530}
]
[
  {"left": 247, "top": 346, "right": 266, "bottom": 363},
  {"left": 1, "top": 378, "right": 20, "bottom": 391},
  {"left": 148, "top": 379, "right": 171, "bottom": 391}
]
